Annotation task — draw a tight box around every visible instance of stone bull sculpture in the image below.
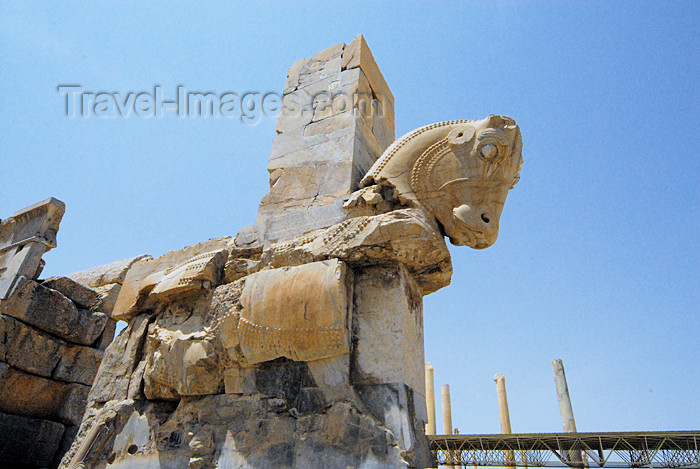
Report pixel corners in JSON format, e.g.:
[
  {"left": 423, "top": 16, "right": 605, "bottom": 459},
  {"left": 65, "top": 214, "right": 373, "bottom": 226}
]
[
  {"left": 61, "top": 36, "right": 522, "bottom": 469},
  {"left": 361, "top": 115, "right": 523, "bottom": 248}
]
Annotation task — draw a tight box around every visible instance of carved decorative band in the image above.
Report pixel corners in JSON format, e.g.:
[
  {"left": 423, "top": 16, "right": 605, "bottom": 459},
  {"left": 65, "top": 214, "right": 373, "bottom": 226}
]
[{"left": 239, "top": 317, "right": 346, "bottom": 360}]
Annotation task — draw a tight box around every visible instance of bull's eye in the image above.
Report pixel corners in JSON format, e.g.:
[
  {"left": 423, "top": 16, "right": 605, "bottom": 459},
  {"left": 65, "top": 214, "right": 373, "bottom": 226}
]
[{"left": 480, "top": 143, "right": 498, "bottom": 159}]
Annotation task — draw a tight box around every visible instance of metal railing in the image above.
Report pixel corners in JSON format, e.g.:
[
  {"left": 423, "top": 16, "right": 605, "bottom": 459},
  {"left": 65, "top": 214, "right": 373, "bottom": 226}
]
[{"left": 429, "top": 431, "right": 700, "bottom": 468}]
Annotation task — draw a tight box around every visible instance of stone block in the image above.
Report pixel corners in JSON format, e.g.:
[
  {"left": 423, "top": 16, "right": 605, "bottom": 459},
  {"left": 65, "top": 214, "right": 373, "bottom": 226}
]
[
  {"left": 259, "top": 198, "right": 349, "bottom": 245},
  {"left": 355, "top": 382, "right": 433, "bottom": 468},
  {"left": 306, "top": 354, "right": 355, "bottom": 402},
  {"left": 270, "top": 115, "right": 354, "bottom": 164},
  {"left": 0, "top": 313, "right": 64, "bottom": 377},
  {"left": 234, "top": 224, "right": 260, "bottom": 247},
  {"left": 372, "top": 108, "right": 395, "bottom": 149},
  {"left": 43, "top": 275, "right": 100, "bottom": 309},
  {"left": 113, "top": 238, "right": 233, "bottom": 320},
  {"left": 223, "top": 257, "right": 260, "bottom": 283},
  {"left": 278, "top": 75, "right": 344, "bottom": 133},
  {"left": 351, "top": 263, "right": 425, "bottom": 397},
  {"left": 0, "top": 242, "right": 45, "bottom": 300},
  {"left": 303, "top": 108, "right": 355, "bottom": 137},
  {"left": 293, "top": 401, "right": 398, "bottom": 469},
  {"left": 149, "top": 248, "right": 228, "bottom": 302},
  {"left": 237, "top": 259, "right": 352, "bottom": 364},
  {"left": 0, "top": 411, "right": 65, "bottom": 468},
  {"left": 310, "top": 67, "right": 372, "bottom": 124},
  {"left": 342, "top": 34, "right": 395, "bottom": 119},
  {"left": 143, "top": 328, "right": 222, "bottom": 399},
  {"left": 53, "top": 344, "right": 104, "bottom": 386},
  {"left": 92, "top": 282, "right": 121, "bottom": 315},
  {"left": 284, "top": 41, "right": 345, "bottom": 93},
  {"left": 0, "top": 198, "right": 65, "bottom": 300},
  {"left": 268, "top": 126, "right": 355, "bottom": 171},
  {"left": 0, "top": 279, "right": 108, "bottom": 345},
  {"left": 67, "top": 254, "right": 151, "bottom": 289},
  {"left": 57, "top": 383, "right": 90, "bottom": 425},
  {"left": 263, "top": 208, "right": 452, "bottom": 294},
  {"left": 94, "top": 316, "right": 117, "bottom": 350},
  {"left": 0, "top": 363, "right": 89, "bottom": 425},
  {"left": 89, "top": 313, "right": 153, "bottom": 403}
]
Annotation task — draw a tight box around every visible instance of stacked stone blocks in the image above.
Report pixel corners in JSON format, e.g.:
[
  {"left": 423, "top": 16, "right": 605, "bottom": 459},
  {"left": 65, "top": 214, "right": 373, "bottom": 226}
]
[{"left": 0, "top": 200, "right": 117, "bottom": 468}]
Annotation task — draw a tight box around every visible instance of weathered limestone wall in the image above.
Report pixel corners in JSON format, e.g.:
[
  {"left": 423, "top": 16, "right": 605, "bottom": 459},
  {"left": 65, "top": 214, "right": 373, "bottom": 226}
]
[{"left": 0, "top": 200, "right": 116, "bottom": 468}]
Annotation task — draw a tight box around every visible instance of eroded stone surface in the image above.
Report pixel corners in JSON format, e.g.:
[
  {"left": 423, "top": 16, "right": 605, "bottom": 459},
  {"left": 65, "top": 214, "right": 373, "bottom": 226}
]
[
  {"left": 89, "top": 314, "right": 153, "bottom": 403},
  {"left": 263, "top": 208, "right": 451, "bottom": 294},
  {"left": 43, "top": 276, "right": 100, "bottom": 309},
  {"left": 0, "top": 363, "right": 89, "bottom": 425},
  {"left": 0, "top": 314, "right": 65, "bottom": 377},
  {"left": 0, "top": 279, "right": 108, "bottom": 346},
  {"left": 53, "top": 344, "right": 104, "bottom": 386},
  {"left": 68, "top": 254, "right": 151, "bottom": 289},
  {"left": 0, "top": 198, "right": 65, "bottom": 299},
  {"left": 352, "top": 264, "right": 425, "bottom": 397},
  {"left": 113, "top": 238, "right": 233, "bottom": 320}
]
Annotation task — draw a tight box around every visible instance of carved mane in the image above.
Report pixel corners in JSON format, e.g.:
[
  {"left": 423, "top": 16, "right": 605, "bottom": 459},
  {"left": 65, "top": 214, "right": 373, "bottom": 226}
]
[{"left": 361, "top": 116, "right": 523, "bottom": 201}]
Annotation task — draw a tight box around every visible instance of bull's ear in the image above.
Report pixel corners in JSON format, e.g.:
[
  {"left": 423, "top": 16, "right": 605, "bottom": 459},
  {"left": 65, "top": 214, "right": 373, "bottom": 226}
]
[{"left": 487, "top": 115, "right": 509, "bottom": 127}]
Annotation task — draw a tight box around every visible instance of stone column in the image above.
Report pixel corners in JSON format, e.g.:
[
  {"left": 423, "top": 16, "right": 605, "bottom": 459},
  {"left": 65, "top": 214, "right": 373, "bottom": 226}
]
[
  {"left": 425, "top": 363, "right": 436, "bottom": 435},
  {"left": 552, "top": 359, "right": 585, "bottom": 466},
  {"left": 441, "top": 384, "right": 453, "bottom": 435},
  {"left": 552, "top": 359, "right": 577, "bottom": 432},
  {"left": 441, "top": 384, "right": 456, "bottom": 469},
  {"left": 494, "top": 374, "right": 515, "bottom": 469},
  {"left": 352, "top": 263, "right": 432, "bottom": 468}
]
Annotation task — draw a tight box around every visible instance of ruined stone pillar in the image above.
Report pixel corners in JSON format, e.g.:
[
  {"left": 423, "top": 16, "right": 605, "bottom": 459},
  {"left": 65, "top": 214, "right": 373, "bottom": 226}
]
[
  {"left": 495, "top": 374, "right": 515, "bottom": 469},
  {"left": 441, "top": 384, "right": 453, "bottom": 434},
  {"left": 552, "top": 359, "right": 577, "bottom": 433},
  {"left": 552, "top": 359, "right": 586, "bottom": 465},
  {"left": 442, "top": 384, "right": 459, "bottom": 468},
  {"left": 425, "top": 363, "right": 437, "bottom": 435},
  {"left": 249, "top": 34, "right": 394, "bottom": 246}
]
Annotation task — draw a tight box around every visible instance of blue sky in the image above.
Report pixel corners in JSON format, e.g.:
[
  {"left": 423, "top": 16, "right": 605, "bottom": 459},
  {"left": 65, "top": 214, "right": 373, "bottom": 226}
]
[{"left": 1, "top": 2, "right": 698, "bottom": 434}]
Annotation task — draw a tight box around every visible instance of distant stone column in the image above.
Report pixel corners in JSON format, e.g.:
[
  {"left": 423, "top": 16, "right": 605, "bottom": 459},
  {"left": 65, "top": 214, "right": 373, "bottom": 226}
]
[
  {"left": 441, "top": 384, "right": 457, "bottom": 468},
  {"left": 552, "top": 359, "right": 577, "bottom": 432},
  {"left": 441, "top": 384, "right": 453, "bottom": 435},
  {"left": 552, "top": 359, "right": 585, "bottom": 466},
  {"left": 425, "top": 363, "right": 436, "bottom": 435},
  {"left": 494, "top": 374, "right": 515, "bottom": 469}
]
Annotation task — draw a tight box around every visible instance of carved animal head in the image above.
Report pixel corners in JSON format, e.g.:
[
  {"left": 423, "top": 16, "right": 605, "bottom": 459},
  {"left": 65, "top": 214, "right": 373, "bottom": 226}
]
[{"left": 361, "top": 115, "right": 522, "bottom": 249}]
